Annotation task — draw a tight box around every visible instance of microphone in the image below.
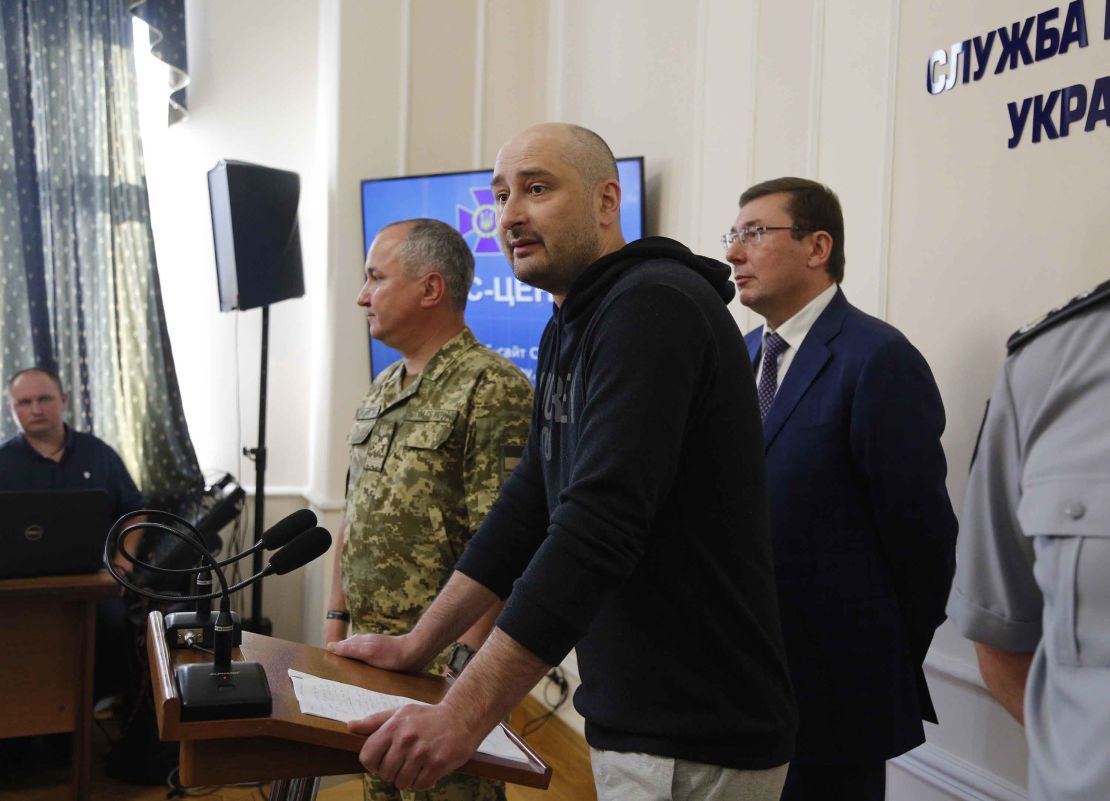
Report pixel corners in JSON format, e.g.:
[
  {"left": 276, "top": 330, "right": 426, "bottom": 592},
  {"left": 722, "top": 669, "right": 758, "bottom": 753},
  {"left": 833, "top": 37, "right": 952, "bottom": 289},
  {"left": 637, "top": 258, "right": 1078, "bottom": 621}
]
[
  {"left": 195, "top": 569, "right": 213, "bottom": 622},
  {"left": 185, "top": 508, "right": 317, "bottom": 629},
  {"left": 130, "top": 508, "right": 320, "bottom": 579},
  {"left": 153, "top": 525, "right": 333, "bottom": 604},
  {"left": 190, "top": 528, "right": 336, "bottom": 696},
  {"left": 165, "top": 567, "right": 226, "bottom": 648},
  {"left": 259, "top": 508, "right": 318, "bottom": 550},
  {"left": 103, "top": 510, "right": 332, "bottom": 722},
  {"left": 162, "top": 509, "right": 319, "bottom": 648},
  {"left": 179, "top": 527, "right": 332, "bottom": 721},
  {"left": 266, "top": 527, "right": 332, "bottom": 575}
]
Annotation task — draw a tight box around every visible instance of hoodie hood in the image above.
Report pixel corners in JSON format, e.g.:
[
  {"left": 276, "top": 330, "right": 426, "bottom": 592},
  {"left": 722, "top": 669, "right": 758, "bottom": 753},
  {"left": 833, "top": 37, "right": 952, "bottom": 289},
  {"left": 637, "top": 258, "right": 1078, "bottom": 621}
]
[{"left": 561, "top": 236, "right": 735, "bottom": 324}]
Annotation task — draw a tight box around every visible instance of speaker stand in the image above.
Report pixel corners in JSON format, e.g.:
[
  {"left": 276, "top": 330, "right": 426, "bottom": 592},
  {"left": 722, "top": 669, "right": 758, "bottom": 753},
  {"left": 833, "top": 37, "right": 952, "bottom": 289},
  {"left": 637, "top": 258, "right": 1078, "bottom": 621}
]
[{"left": 243, "top": 304, "right": 272, "bottom": 635}]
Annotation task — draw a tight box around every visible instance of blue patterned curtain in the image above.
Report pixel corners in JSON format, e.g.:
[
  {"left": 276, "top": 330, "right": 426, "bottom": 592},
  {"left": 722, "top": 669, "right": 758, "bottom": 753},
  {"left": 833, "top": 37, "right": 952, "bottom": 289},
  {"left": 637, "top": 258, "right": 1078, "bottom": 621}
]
[
  {"left": 129, "top": 0, "right": 188, "bottom": 125},
  {"left": 0, "top": 0, "right": 201, "bottom": 504}
]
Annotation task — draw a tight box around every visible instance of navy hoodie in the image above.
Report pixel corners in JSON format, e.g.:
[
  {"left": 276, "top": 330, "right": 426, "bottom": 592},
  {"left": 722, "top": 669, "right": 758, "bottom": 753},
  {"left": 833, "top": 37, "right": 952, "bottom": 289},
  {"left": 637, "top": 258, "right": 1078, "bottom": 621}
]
[{"left": 457, "top": 237, "right": 796, "bottom": 769}]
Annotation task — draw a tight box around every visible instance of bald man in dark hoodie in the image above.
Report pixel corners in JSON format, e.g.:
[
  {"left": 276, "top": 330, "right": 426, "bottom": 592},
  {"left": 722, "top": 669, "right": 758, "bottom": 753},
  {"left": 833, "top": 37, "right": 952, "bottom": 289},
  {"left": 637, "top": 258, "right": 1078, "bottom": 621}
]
[{"left": 331, "top": 123, "right": 797, "bottom": 801}]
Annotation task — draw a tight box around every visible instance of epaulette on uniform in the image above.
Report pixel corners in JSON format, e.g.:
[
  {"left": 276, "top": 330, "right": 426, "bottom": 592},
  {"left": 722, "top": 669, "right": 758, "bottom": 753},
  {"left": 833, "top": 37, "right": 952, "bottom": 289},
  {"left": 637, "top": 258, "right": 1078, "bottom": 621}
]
[{"left": 1007, "top": 278, "right": 1110, "bottom": 355}]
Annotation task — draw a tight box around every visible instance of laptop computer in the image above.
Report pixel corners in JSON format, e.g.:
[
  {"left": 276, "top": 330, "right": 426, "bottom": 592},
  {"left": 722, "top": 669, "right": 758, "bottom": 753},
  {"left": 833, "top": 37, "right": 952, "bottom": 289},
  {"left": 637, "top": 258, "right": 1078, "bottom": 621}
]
[{"left": 0, "top": 489, "right": 113, "bottom": 580}]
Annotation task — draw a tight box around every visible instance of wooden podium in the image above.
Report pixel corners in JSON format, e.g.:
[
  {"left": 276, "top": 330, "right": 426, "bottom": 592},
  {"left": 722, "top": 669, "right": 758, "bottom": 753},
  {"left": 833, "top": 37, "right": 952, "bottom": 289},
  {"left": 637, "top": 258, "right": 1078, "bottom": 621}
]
[{"left": 146, "top": 611, "right": 551, "bottom": 798}]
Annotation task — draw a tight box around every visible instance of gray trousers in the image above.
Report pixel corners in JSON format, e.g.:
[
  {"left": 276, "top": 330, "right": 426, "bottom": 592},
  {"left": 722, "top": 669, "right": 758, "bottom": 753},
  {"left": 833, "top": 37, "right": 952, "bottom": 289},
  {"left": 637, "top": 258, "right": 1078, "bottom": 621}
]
[{"left": 590, "top": 748, "right": 789, "bottom": 801}]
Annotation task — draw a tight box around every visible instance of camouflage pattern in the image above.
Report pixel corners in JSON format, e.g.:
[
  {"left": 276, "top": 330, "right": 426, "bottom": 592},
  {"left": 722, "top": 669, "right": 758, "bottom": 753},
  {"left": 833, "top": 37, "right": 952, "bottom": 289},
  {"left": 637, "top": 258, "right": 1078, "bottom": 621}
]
[
  {"left": 342, "top": 327, "right": 530, "bottom": 801},
  {"left": 363, "top": 770, "right": 507, "bottom": 801}
]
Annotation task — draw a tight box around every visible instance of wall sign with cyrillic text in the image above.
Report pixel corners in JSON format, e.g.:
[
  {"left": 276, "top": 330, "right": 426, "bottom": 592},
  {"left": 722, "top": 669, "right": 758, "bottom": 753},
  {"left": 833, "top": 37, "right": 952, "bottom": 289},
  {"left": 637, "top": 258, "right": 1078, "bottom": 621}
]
[{"left": 925, "top": 0, "right": 1109, "bottom": 148}]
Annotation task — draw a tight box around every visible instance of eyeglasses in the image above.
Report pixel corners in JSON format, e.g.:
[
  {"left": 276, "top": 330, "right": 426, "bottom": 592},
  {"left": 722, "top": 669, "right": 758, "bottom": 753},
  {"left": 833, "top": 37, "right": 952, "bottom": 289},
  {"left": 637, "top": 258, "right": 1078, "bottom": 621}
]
[{"left": 721, "top": 225, "right": 815, "bottom": 248}]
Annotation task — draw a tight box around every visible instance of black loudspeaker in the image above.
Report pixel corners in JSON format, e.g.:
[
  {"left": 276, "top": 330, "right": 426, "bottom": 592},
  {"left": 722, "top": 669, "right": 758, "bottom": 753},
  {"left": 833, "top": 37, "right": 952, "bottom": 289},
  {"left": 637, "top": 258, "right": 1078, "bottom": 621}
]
[{"left": 207, "top": 160, "right": 305, "bottom": 311}]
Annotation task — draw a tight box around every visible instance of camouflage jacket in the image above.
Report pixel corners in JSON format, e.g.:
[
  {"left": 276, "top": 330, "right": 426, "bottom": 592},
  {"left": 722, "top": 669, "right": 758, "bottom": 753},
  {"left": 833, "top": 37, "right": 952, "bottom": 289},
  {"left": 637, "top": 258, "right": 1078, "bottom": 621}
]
[{"left": 341, "top": 327, "right": 532, "bottom": 637}]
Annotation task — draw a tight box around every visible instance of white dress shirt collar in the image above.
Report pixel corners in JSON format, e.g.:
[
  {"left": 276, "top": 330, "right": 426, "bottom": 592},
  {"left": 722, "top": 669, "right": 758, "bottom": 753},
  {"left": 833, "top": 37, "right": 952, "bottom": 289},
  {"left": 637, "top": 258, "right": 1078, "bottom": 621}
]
[{"left": 757, "top": 283, "right": 838, "bottom": 387}]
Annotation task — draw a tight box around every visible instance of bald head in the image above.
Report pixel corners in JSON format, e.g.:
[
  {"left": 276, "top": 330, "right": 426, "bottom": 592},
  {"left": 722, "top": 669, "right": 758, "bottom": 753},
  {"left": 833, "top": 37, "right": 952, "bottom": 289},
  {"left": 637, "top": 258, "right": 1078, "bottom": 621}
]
[
  {"left": 559, "top": 124, "right": 618, "bottom": 192},
  {"left": 507, "top": 123, "right": 618, "bottom": 194}
]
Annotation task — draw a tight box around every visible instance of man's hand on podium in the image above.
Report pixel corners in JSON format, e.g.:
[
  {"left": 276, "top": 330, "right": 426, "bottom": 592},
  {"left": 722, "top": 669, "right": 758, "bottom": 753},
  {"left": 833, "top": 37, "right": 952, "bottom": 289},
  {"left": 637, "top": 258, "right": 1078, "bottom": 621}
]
[
  {"left": 326, "top": 632, "right": 424, "bottom": 673},
  {"left": 339, "top": 627, "right": 550, "bottom": 790},
  {"left": 349, "top": 701, "right": 478, "bottom": 791}
]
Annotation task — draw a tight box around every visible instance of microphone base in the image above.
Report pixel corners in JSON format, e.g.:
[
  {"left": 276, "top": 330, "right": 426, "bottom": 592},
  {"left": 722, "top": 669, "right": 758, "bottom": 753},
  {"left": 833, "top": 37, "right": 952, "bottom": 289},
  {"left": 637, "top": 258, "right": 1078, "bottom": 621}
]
[
  {"left": 175, "top": 661, "right": 272, "bottom": 721},
  {"left": 165, "top": 611, "right": 242, "bottom": 650}
]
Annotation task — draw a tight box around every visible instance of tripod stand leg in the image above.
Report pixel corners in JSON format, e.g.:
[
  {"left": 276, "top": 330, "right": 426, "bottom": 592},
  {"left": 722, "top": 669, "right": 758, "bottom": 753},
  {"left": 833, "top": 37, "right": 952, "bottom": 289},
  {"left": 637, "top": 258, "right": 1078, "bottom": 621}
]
[{"left": 268, "top": 776, "right": 321, "bottom": 800}]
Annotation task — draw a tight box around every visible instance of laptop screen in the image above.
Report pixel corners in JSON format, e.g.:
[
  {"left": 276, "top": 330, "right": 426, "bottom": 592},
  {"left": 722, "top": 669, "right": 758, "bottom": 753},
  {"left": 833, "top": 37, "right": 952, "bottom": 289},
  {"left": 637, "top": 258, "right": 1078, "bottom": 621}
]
[{"left": 0, "top": 490, "right": 113, "bottom": 579}]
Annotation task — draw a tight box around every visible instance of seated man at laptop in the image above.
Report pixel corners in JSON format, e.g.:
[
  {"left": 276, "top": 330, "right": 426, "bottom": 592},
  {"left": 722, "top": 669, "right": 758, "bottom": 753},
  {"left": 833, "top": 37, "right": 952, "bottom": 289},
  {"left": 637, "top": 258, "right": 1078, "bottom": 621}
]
[
  {"left": 0, "top": 366, "right": 145, "bottom": 708},
  {"left": 1, "top": 367, "right": 144, "bottom": 527}
]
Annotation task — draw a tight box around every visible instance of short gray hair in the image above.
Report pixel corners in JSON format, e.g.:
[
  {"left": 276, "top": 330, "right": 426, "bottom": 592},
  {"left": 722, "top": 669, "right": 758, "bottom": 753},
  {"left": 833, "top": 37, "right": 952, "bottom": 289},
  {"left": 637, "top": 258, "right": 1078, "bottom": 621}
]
[{"left": 384, "top": 219, "right": 474, "bottom": 312}]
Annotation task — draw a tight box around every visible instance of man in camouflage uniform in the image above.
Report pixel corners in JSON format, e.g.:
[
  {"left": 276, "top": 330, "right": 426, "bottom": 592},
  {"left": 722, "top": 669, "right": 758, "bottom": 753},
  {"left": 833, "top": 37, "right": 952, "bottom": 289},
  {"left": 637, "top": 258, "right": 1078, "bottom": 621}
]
[{"left": 326, "top": 218, "right": 533, "bottom": 801}]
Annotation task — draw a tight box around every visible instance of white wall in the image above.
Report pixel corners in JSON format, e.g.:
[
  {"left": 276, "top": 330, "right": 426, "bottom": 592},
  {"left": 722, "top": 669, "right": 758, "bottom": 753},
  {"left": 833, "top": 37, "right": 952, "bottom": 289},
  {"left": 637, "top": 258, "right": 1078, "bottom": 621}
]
[
  {"left": 143, "top": 0, "right": 324, "bottom": 640},
  {"left": 151, "top": 1, "right": 1109, "bottom": 794},
  {"left": 148, "top": 1, "right": 321, "bottom": 492},
  {"left": 886, "top": 4, "right": 1107, "bottom": 796}
]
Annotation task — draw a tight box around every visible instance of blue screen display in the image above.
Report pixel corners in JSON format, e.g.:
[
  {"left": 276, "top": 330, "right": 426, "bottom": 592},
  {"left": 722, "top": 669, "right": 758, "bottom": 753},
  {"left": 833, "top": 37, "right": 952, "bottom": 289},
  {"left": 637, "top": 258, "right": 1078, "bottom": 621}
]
[{"left": 360, "top": 158, "right": 644, "bottom": 381}]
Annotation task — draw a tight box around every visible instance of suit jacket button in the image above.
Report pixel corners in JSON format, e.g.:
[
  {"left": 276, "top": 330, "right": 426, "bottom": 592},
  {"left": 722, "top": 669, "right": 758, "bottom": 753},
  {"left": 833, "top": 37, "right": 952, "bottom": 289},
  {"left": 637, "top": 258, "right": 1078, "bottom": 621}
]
[{"left": 1064, "top": 501, "right": 1086, "bottom": 520}]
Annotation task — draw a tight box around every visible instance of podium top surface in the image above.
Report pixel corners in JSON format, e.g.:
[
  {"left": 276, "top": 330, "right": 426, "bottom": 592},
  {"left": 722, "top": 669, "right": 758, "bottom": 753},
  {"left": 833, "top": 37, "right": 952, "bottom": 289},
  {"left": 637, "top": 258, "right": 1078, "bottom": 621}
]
[{"left": 146, "top": 611, "right": 551, "bottom": 788}]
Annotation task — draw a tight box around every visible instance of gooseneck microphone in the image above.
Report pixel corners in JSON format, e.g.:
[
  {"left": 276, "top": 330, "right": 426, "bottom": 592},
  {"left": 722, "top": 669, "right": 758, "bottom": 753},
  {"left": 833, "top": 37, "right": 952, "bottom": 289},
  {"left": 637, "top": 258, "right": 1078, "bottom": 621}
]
[
  {"left": 104, "top": 509, "right": 331, "bottom": 721},
  {"left": 195, "top": 569, "right": 213, "bottom": 621},
  {"left": 266, "top": 526, "right": 332, "bottom": 575},
  {"left": 154, "top": 509, "right": 318, "bottom": 649},
  {"left": 116, "top": 507, "right": 318, "bottom": 578},
  {"left": 208, "top": 527, "right": 332, "bottom": 674}
]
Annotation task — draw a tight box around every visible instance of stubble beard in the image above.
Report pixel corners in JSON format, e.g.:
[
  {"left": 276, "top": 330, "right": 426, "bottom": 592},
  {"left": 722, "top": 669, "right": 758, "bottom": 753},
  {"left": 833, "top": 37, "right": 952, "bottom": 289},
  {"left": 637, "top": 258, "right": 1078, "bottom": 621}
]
[{"left": 510, "top": 226, "right": 601, "bottom": 298}]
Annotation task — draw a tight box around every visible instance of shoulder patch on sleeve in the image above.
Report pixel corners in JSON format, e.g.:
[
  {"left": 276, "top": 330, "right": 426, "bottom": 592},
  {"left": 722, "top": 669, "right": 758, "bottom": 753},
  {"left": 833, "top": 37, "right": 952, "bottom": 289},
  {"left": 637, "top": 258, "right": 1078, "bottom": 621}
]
[
  {"left": 501, "top": 444, "right": 524, "bottom": 478},
  {"left": 1007, "top": 278, "right": 1110, "bottom": 355}
]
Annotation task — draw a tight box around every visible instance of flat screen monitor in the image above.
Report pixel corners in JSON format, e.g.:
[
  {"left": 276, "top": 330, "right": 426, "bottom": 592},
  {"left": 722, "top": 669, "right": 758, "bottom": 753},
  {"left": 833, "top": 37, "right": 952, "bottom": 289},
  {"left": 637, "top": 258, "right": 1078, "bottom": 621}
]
[{"left": 360, "top": 157, "right": 645, "bottom": 381}]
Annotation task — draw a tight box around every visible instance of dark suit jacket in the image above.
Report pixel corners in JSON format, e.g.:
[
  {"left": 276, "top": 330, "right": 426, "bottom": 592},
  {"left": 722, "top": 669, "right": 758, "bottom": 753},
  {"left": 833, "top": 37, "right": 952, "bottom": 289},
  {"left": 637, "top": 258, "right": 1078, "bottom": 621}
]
[{"left": 745, "top": 288, "right": 956, "bottom": 764}]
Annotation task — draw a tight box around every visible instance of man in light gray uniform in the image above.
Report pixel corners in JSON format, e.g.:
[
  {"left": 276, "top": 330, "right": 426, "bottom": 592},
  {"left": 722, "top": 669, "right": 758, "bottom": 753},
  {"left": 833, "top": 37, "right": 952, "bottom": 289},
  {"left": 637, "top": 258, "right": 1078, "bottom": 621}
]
[{"left": 947, "top": 278, "right": 1110, "bottom": 801}]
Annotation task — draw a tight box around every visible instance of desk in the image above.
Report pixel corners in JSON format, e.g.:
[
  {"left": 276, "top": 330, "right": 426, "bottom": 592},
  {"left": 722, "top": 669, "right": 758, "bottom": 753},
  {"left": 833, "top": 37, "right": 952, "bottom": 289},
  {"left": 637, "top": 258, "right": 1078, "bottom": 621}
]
[{"left": 0, "top": 571, "right": 119, "bottom": 800}]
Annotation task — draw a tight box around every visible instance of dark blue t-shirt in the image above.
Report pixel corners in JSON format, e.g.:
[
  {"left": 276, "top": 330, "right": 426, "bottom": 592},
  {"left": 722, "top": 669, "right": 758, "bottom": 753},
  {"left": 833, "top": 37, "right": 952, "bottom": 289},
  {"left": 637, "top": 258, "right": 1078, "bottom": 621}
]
[{"left": 0, "top": 427, "right": 144, "bottom": 519}]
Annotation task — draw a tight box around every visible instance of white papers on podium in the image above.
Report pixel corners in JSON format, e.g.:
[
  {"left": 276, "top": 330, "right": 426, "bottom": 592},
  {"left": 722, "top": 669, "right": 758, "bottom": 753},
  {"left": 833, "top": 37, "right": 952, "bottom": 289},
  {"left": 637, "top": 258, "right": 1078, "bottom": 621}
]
[{"left": 287, "top": 669, "right": 528, "bottom": 765}]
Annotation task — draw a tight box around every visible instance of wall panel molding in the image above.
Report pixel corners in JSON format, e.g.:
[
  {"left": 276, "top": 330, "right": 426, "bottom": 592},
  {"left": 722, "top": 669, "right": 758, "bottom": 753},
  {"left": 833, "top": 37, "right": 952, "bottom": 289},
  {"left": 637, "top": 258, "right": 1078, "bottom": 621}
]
[
  {"left": 743, "top": 0, "right": 759, "bottom": 190},
  {"left": 876, "top": 0, "right": 901, "bottom": 319},
  {"left": 689, "top": 0, "right": 709, "bottom": 239},
  {"left": 806, "top": 0, "right": 827, "bottom": 176},
  {"left": 545, "top": 0, "right": 565, "bottom": 120},
  {"left": 471, "top": 0, "right": 489, "bottom": 168},
  {"left": 925, "top": 647, "right": 988, "bottom": 691},
  {"left": 301, "top": 492, "right": 346, "bottom": 513},
  {"left": 398, "top": 0, "right": 413, "bottom": 173},
  {"left": 699, "top": 0, "right": 759, "bottom": 332},
  {"left": 241, "top": 485, "right": 344, "bottom": 512},
  {"left": 893, "top": 743, "right": 1028, "bottom": 801}
]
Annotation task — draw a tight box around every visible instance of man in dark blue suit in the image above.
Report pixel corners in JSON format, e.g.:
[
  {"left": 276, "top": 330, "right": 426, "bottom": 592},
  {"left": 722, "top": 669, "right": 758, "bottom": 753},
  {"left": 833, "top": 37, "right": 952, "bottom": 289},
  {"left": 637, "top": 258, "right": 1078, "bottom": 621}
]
[{"left": 725, "top": 178, "right": 957, "bottom": 801}]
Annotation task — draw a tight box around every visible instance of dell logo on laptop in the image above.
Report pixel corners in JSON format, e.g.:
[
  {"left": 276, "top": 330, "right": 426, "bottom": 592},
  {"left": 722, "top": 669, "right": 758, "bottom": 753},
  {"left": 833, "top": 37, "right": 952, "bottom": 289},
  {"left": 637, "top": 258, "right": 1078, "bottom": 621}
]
[{"left": 24, "top": 525, "right": 44, "bottom": 542}]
